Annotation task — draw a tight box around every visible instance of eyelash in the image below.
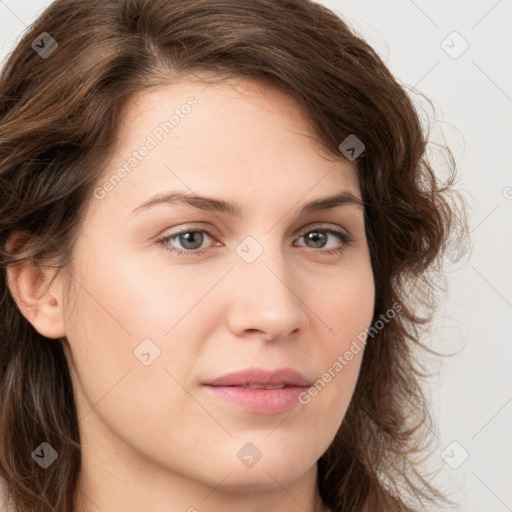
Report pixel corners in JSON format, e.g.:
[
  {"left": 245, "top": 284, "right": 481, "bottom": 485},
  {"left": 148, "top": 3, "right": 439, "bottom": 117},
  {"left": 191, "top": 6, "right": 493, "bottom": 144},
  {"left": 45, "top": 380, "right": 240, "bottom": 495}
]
[{"left": 156, "top": 224, "right": 353, "bottom": 257}]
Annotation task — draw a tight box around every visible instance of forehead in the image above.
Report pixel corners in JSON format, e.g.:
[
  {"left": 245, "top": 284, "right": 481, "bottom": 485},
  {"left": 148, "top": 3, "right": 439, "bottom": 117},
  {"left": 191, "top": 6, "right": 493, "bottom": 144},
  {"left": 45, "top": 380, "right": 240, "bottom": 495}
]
[
  {"left": 113, "top": 76, "right": 332, "bottom": 164},
  {"left": 91, "top": 77, "right": 361, "bottom": 220}
]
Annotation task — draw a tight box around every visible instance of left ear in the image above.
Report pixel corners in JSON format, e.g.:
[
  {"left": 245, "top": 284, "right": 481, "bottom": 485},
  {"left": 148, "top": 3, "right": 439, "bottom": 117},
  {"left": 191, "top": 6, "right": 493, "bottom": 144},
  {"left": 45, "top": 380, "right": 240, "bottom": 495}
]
[{"left": 5, "top": 232, "right": 67, "bottom": 339}]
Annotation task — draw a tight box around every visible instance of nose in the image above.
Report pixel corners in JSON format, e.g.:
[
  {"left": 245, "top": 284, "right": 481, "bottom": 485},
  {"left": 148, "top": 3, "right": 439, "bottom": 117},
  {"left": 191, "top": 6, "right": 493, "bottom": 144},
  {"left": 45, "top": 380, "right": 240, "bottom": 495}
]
[{"left": 226, "top": 250, "right": 310, "bottom": 343}]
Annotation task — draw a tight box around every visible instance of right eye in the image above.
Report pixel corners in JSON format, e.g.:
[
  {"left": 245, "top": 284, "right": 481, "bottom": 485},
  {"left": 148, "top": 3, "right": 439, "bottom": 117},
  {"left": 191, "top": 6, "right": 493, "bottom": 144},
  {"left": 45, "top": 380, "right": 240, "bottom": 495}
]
[{"left": 156, "top": 228, "right": 220, "bottom": 256}]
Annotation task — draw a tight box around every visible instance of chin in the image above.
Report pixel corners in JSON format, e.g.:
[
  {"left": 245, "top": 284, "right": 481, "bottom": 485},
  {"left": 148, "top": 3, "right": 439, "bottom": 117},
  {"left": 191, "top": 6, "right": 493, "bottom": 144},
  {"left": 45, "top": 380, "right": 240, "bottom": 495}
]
[{"left": 193, "top": 436, "right": 320, "bottom": 490}]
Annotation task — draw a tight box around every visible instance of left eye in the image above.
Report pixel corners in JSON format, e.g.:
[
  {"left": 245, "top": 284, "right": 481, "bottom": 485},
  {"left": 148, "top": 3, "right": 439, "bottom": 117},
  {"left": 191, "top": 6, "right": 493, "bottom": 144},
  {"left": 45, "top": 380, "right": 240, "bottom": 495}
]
[
  {"left": 295, "top": 228, "right": 352, "bottom": 253},
  {"left": 157, "top": 226, "right": 352, "bottom": 256}
]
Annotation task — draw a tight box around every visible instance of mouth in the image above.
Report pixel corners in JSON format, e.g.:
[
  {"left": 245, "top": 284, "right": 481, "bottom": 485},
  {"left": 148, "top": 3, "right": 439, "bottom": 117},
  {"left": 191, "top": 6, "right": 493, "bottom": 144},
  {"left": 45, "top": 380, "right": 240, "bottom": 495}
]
[
  {"left": 232, "top": 383, "right": 294, "bottom": 389},
  {"left": 201, "top": 367, "right": 312, "bottom": 415},
  {"left": 202, "top": 367, "right": 312, "bottom": 387}
]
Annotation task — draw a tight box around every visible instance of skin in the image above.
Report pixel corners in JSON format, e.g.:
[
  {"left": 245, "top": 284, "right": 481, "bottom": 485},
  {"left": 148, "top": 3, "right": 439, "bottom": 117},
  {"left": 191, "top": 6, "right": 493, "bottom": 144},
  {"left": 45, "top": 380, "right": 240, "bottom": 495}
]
[{"left": 7, "top": 77, "right": 375, "bottom": 512}]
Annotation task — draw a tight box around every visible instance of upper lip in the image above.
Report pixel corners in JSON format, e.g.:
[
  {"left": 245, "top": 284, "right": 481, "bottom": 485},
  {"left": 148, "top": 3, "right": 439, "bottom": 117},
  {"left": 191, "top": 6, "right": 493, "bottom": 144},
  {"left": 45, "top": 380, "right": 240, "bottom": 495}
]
[{"left": 202, "top": 367, "right": 312, "bottom": 388}]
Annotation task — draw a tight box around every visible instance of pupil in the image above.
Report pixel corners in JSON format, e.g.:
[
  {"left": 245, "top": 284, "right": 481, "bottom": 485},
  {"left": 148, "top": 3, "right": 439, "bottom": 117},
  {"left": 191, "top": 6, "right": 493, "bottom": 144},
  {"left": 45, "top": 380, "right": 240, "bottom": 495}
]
[
  {"left": 181, "top": 232, "right": 203, "bottom": 249},
  {"left": 307, "top": 231, "right": 326, "bottom": 248}
]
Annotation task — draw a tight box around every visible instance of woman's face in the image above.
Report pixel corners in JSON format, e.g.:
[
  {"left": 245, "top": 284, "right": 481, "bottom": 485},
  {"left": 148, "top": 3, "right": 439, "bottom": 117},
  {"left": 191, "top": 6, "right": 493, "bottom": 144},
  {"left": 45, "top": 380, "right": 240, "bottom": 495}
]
[{"left": 58, "top": 78, "right": 375, "bottom": 503}]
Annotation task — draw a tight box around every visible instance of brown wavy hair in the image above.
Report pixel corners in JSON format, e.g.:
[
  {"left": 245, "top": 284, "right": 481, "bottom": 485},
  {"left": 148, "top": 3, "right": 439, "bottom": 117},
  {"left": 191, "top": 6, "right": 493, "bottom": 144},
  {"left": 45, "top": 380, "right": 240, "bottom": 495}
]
[{"left": 0, "top": 0, "right": 467, "bottom": 511}]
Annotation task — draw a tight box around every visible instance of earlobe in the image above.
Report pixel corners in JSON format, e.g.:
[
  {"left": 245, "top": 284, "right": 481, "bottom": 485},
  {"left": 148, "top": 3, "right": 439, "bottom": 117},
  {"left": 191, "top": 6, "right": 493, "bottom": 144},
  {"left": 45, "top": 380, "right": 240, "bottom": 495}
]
[{"left": 5, "top": 234, "right": 67, "bottom": 340}]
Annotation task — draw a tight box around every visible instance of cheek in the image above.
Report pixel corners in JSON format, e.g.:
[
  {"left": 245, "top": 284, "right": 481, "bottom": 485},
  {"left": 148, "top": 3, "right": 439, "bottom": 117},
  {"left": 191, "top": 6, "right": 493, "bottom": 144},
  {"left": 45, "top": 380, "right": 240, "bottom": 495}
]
[
  {"left": 303, "top": 260, "right": 374, "bottom": 426},
  {"left": 318, "top": 259, "right": 375, "bottom": 352},
  {"left": 70, "top": 243, "right": 210, "bottom": 344},
  {"left": 62, "top": 271, "right": 207, "bottom": 452},
  {"left": 62, "top": 244, "right": 219, "bottom": 412},
  {"left": 108, "top": 249, "right": 227, "bottom": 336}
]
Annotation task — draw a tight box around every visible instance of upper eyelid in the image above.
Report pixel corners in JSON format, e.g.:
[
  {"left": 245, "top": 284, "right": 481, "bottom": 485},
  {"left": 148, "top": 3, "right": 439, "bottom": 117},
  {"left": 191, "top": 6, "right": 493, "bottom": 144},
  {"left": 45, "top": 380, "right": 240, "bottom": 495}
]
[
  {"left": 161, "top": 223, "right": 351, "bottom": 246},
  {"left": 162, "top": 222, "right": 349, "bottom": 237}
]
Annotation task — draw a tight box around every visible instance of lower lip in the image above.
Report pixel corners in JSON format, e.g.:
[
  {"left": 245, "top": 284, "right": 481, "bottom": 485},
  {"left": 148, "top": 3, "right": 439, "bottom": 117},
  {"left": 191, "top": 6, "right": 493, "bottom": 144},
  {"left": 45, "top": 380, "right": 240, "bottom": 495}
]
[{"left": 202, "top": 385, "right": 308, "bottom": 415}]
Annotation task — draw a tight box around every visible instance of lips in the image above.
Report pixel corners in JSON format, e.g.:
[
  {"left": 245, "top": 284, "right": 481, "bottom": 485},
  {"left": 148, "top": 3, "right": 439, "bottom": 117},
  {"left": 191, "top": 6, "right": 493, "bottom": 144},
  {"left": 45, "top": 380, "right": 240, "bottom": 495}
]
[
  {"left": 201, "top": 368, "right": 313, "bottom": 415},
  {"left": 203, "top": 367, "right": 312, "bottom": 388}
]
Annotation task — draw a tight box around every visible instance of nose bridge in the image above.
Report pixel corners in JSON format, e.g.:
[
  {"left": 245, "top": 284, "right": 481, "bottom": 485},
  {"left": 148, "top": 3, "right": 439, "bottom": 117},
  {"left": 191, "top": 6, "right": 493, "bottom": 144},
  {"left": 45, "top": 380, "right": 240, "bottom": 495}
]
[{"left": 226, "top": 233, "right": 309, "bottom": 340}]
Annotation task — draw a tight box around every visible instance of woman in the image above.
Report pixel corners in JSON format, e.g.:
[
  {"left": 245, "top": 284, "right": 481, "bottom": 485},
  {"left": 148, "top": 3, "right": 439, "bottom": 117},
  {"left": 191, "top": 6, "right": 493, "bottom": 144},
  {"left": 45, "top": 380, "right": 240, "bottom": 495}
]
[{"left": 0, "top": 0, "right": 466, "bottom": 511}]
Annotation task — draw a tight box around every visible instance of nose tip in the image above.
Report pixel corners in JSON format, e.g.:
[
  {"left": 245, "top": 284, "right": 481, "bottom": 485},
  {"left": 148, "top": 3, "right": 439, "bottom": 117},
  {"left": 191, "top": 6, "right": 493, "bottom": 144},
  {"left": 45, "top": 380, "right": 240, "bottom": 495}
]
[{"left": 226, "top": 262, "right": 309, "bottom": 342}]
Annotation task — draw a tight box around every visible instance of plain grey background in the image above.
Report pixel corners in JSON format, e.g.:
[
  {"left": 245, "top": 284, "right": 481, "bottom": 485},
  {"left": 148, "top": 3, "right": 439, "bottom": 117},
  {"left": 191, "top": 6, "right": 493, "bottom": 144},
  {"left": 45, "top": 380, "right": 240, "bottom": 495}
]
[{"left": 1, "top": 1, "right": 511, "bottom": 511}]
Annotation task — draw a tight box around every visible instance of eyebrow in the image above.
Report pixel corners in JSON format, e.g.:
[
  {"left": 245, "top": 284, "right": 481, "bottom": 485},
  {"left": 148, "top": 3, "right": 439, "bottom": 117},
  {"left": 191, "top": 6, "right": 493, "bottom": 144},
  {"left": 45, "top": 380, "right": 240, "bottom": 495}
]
[{"left": 130, "top": 190, "right": 365, "bottom": 217}]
